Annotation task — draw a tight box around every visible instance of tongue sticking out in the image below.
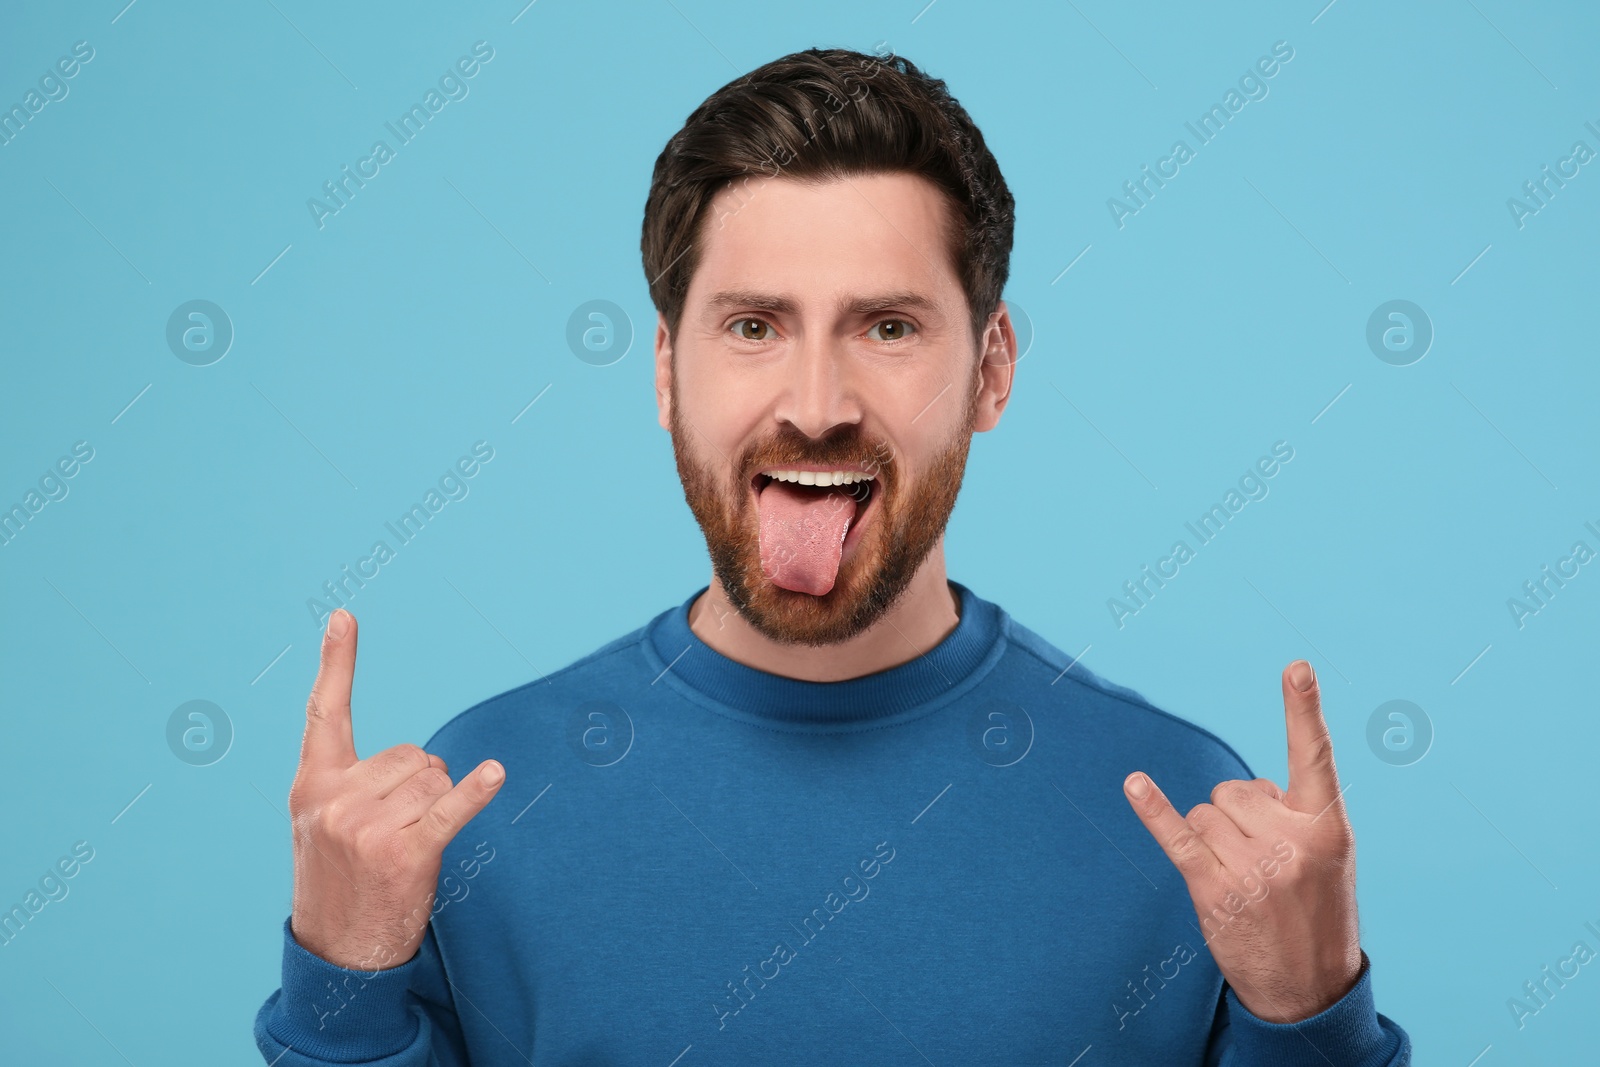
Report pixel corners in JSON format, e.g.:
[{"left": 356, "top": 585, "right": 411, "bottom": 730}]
[{"left": 757, "top": 479, "right": 860, "bottom": 595}]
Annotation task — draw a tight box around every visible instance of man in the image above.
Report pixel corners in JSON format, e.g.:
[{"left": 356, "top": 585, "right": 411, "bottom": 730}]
[{"left": 256, "top": 47, "right": 1411, "bottom": 1065}]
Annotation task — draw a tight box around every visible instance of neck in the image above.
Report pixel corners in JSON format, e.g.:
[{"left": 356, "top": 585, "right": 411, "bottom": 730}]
[{"left": 687, "top": 541, "right": 961, "bottom": 682}]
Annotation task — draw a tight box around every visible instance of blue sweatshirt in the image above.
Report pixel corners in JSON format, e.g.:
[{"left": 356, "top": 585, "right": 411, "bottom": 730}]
[{"left": 255, "top": 581, "right": 1411, "bottom": 1065}]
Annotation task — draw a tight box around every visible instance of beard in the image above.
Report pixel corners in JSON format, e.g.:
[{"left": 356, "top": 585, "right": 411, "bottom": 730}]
[{"left": 669, "top": 366, "right": 981, "bottom": 646}]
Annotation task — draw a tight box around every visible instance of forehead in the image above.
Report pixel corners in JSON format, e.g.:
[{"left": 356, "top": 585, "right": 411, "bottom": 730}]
[{"left": 685, "top": 171, "right": 962, "bottom": 307}]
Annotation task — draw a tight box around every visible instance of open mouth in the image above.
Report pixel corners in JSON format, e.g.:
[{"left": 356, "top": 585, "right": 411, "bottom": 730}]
[
  {"left": 750, "top": 469, "right": 877, "bottom": 533},
  {"left": 749, "top": 467, "right": 881, "bottom": 595}
]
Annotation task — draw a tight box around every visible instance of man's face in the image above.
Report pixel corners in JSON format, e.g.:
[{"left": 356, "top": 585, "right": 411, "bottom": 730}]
[{"left": 655, "top": 171, "right": 1012, "bottom": 646}]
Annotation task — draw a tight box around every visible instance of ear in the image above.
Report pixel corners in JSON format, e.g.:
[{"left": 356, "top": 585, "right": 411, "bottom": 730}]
[
  {"left": 654, "top": 312, "right": 673, "bottom": 431},
  {"left": 971, "top": 301, "right": 1018, "bottom": 433}
]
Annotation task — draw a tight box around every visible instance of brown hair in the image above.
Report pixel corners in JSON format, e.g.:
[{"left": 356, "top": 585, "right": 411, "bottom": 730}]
[{"left": 640, "top": 46, "right": 1015, "bottom": 343}]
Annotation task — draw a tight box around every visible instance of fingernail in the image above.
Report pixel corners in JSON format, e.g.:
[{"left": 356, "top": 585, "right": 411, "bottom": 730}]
[
  {"left": 481, "top": 761, "right": 504, "bottom": 786},
  {"left": 327, "top": 609, "right": 350, "bottom": 640},
  {"left": 1290, "top": 660, "right": 1315, "bottom": 692},
  {"left": 1125, "top": 772, "right": 1150, "bottom": 799}
]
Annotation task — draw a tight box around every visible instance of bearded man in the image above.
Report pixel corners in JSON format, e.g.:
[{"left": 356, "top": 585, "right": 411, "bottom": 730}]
[{"left": 256, "top": 46, "right": 1411, "bottom": 1066}]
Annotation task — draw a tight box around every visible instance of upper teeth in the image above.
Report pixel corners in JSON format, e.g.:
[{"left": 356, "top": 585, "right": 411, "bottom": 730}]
[{"left": 761, "top": 469, "right": 874, "bottom": 486}]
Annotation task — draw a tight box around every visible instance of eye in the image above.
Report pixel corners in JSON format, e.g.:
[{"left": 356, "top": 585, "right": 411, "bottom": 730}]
[
  {"left": 866, "top": 319, "right": 915, "bottom": 342},
  {"left": 732, "top": 318, "right": 774, "bottom": 341}
]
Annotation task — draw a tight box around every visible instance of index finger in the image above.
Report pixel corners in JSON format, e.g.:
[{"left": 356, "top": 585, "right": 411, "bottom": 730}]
[
  {"left": 1282, "top": 659, "right": 1341, "bottom": 815},
  {"left": 1123, "top": 771, "right": 1224, "bottom": 885},
  {"left": 300, "top": 608, "right": 359, "bottom": 772}
]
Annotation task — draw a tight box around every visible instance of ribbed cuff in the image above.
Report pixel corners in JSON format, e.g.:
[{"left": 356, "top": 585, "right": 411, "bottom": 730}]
[
  {"left": 1223, "top": 952, "right": 1403, "bottom": 1067},
  {"left": 259, "top": 916, "right": 423, "bottom": 1062}
]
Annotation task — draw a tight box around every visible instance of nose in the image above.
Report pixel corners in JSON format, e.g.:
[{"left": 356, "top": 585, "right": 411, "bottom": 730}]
[{"left": 772, "top": 331, "right": 863, "bottom": 440}]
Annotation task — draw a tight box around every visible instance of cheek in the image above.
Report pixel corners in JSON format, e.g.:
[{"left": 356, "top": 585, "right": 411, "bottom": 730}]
[
  {"left": 890, "top": 405, "right": 962, "bottom": 473},
  {"left": 678, "top": 366, "right": 768, "bottom": 442}
]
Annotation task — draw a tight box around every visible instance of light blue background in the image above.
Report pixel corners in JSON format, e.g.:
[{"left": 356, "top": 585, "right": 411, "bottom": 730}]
[{"left": 2, "top": 1, "right": 1596, "bottom": 1062}]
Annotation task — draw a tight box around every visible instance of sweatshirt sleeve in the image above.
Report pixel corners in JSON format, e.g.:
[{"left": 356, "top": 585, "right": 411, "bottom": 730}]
[
  {"left": 1205, "top": 951, "right": 1412, "bottom": 1067},
  {"left": 253, "top": 916, "right": 470, "bottom": 1066}
]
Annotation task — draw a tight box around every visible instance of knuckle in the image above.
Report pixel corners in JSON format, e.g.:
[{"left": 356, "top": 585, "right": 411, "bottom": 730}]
[
  {"left": 1223, "top": 781, "right": 1257, "bottom": 807},
  {"left": 350, "top": 818, "right": 383, "bottom": 852},
  {"left": 1304, "top": 733, "right": 1337, "bottom": 771},
  {"left": 1164, "top": 823, "right": 1202, "bottom": 860},
  {"left": 396, "top": 767, "right": 451, "bottom": 804},
  {"left": 287, "top": 778, "right": 310, "bottom": 815},
  {"left": 1276, "top": 855, "right": 1311, "bottom": 888},
  {"left": 422, "top": 801, "right": 457, "bottom": 842},
  {"left": 318, "top": 795, "right": 359, "bottom": 840},
  {"left": 360, "top": 827, "right": 412, "bottom": 875},
  {"left": 394, "top": 743, "right": 428, "bottom": 767},
  {"left": 318, "top": 794, "right": 346, "bottom": 828},
  {"left": 1210, "top": 780, "right": 1251, "bottom": 807},
  {"left": 363, "top": 743, "right": 428, "bottom": 784}
]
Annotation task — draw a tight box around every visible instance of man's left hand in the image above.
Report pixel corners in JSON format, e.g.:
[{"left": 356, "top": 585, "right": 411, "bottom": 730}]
[{"left": 1122, "top": 659, "right": 1363, "bottom": 1023}]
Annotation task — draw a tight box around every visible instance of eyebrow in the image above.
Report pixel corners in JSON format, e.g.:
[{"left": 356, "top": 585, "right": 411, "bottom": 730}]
[{"left": 702, "top": 289, "right": 941, "bottom": 318}]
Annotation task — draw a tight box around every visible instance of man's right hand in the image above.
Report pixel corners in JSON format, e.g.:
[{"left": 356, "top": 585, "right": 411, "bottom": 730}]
[{"left": 287, "top": 608, "right": 505, "bottom": 971}]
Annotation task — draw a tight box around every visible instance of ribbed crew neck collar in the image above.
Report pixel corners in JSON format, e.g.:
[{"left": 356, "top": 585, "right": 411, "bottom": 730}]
[{"left": 643, "top": 580, "right": 1004, "bottom": 727}]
